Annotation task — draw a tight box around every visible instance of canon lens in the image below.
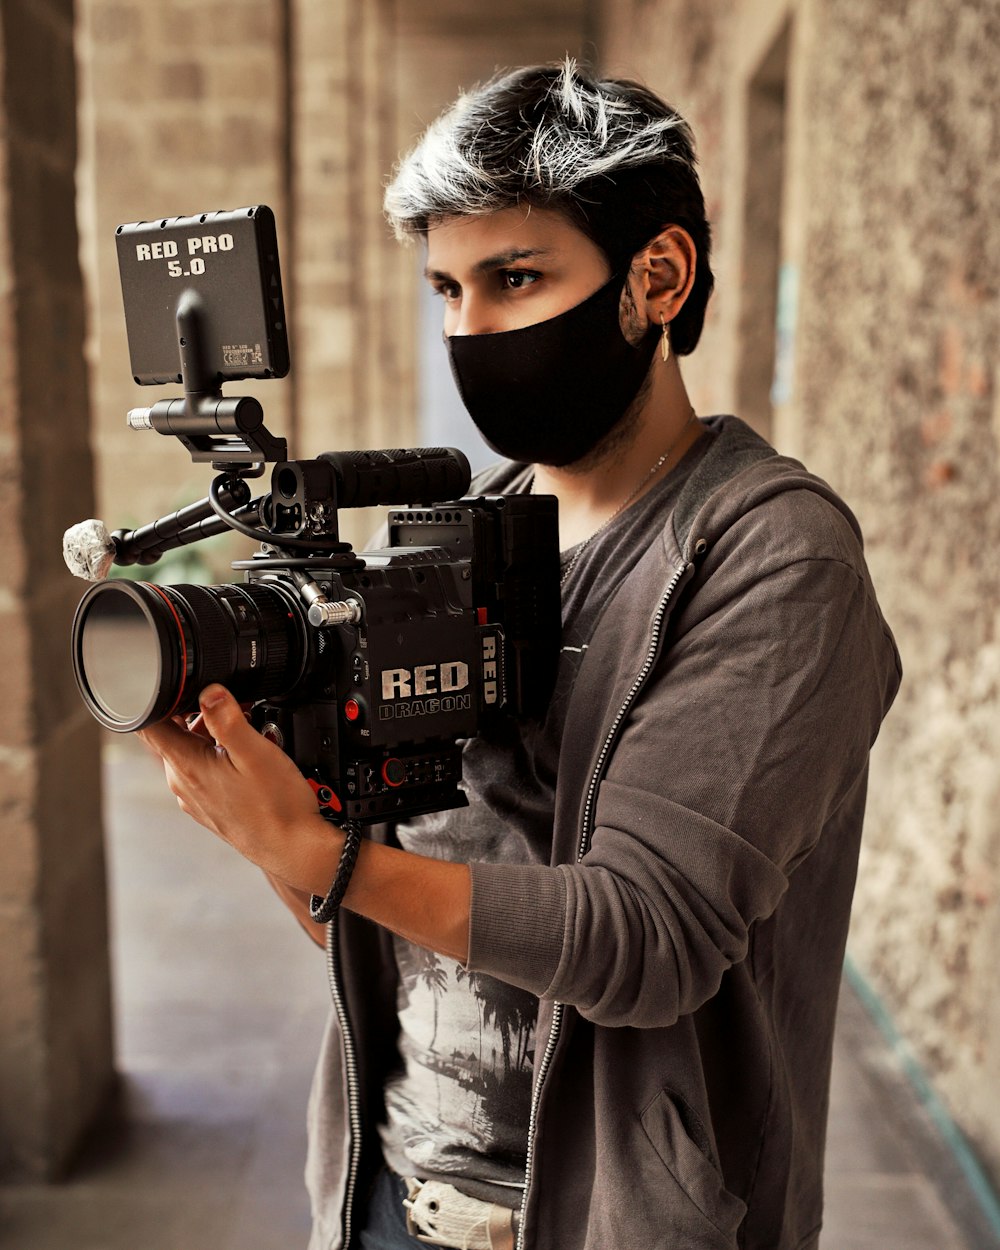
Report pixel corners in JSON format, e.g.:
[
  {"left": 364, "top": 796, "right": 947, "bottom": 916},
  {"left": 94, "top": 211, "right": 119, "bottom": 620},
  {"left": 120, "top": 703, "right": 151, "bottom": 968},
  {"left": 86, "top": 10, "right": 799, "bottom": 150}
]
[{"left": 71, "top": 579, "right": 308, "bottom": 732}]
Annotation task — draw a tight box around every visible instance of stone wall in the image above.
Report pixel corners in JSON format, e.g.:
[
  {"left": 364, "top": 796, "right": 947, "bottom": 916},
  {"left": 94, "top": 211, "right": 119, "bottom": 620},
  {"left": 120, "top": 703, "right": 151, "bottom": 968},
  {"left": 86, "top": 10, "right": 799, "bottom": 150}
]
[
  {"left": 76, "top": 0, "right": 430, "bottom": 558},
  {"left": 0, "top": 0, "right": 112, "bottom": 1178},
  {"left": 794, "top": 0, "right": 1000, "bottom": 1182},
  {"left": 288, "top": 0, "right": 416, "bottom": 552},
  {"left": 76, "top": 0, "right": 292, "bottom": 566},
  {"left": 596, "top": 0, "right": 1000, "bottom": 1182}
]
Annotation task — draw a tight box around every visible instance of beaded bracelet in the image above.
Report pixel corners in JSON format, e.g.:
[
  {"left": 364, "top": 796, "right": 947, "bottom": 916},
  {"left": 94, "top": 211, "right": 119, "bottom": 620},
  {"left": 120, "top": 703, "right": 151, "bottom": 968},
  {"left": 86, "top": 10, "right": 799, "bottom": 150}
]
[{"left": 308, "top": 821, "right": 363, "bottom": 923}]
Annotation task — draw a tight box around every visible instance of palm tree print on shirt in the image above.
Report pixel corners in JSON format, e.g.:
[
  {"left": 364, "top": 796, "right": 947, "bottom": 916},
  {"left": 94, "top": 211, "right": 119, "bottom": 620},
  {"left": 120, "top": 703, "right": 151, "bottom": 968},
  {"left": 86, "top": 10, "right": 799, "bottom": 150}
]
[{"left": 391, "top": 939, "right": 537, "bottom": 1163}]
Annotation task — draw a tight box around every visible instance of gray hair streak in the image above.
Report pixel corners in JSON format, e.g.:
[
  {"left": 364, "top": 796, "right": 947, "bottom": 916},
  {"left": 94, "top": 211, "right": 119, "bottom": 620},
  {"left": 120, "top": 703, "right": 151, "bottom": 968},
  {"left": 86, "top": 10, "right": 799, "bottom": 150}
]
[{"left": 384, "top": 58, "right": 696, "bottom": 238}]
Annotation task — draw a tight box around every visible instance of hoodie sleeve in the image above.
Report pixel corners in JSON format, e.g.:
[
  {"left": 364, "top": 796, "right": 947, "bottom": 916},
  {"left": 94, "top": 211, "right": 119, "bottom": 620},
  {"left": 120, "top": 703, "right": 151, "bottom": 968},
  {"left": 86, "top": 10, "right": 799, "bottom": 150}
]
[{"left": 466, "top": 511, "right": 901, "bottom": 1027}]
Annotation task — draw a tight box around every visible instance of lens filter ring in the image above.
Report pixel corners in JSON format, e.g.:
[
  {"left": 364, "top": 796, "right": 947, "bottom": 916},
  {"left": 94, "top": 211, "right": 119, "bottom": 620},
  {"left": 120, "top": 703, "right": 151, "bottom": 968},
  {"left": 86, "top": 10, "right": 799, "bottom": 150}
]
[{"left": 71, "top": 580, "right": 189, "bottom": 732}]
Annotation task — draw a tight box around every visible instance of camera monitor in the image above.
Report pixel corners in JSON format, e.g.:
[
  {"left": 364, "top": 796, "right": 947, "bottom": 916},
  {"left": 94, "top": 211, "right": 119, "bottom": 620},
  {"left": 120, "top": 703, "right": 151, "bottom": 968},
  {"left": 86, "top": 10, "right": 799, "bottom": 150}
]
[{"left": 115, "top": 206, "right": 289, "bottom": 386}]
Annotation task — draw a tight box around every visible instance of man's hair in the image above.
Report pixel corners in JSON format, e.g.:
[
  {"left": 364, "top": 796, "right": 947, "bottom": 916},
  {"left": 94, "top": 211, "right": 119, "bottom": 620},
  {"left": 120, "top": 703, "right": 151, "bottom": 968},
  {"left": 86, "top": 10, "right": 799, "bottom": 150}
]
[{"left": 384, "top": 59, "right": 714, "bottom": 355}]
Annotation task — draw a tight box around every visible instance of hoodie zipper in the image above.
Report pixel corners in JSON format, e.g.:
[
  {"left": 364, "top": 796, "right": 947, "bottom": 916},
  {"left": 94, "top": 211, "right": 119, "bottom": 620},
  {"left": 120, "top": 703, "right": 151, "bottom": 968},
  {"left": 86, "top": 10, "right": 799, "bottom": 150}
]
[
  {"left": 326, "top": 919, "right": 362, "bottom": 1250},
  {"left": 516, "top": 561, "right": 692, "bottom": 1250}
]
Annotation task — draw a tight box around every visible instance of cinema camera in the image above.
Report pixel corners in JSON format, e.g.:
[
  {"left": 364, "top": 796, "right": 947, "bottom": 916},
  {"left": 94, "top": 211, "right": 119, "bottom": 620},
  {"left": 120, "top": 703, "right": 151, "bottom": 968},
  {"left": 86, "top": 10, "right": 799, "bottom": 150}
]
[{"left": 66, "top": 206, "right": 560, "bottom": 836}]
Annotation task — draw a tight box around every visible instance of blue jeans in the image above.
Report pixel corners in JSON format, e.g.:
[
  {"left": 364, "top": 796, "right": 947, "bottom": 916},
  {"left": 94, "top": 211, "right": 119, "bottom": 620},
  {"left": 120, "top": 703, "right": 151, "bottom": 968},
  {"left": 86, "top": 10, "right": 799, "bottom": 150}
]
[{"left": 355, "top": 1168, "right": 437, "bottom": 1249}]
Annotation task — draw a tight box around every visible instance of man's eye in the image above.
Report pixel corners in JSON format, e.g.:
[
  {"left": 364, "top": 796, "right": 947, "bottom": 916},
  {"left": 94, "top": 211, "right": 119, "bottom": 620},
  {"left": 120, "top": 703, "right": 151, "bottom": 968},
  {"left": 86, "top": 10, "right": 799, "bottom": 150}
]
[
  {"left": 501, "top": 271, "right": 540, "bottom": 291},
  {"left": 433, "top": 282, "right": 460, "bottom": 302}
]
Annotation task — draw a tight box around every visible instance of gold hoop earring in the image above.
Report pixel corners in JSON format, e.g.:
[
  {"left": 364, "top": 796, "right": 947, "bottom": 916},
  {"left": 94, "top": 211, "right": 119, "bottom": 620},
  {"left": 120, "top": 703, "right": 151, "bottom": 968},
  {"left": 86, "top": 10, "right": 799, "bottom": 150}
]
[{"left": 660, "top": 315, "right": 671, "bottom": 363}]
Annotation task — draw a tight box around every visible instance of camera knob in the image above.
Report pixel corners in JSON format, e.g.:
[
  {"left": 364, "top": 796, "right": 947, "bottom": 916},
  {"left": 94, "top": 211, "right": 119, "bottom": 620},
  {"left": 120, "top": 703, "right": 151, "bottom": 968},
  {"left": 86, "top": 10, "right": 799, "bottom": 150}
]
[
  {"left": 307, "top": 598, "right": 362, "bottom": 628},
  {"left": 382, "top": 758, "right": 406, "bottom": 788},
  {"left": 126, "top": 407, "right": 154, "bottom": 430}
]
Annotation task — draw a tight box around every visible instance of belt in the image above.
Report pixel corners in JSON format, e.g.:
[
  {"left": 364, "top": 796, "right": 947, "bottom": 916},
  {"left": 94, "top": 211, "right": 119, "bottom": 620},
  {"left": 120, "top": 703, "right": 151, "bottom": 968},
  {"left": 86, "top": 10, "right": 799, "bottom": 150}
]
[{"left": 403, "top": 1177, "right": 519, "bottom": 1250}]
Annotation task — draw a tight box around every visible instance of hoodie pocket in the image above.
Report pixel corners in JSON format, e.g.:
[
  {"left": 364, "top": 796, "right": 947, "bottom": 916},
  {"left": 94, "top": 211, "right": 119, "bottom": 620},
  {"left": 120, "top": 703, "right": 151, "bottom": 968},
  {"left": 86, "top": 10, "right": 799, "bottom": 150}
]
[{"left": 640, "top": 1088, "right": 748, "bottom": 1245}]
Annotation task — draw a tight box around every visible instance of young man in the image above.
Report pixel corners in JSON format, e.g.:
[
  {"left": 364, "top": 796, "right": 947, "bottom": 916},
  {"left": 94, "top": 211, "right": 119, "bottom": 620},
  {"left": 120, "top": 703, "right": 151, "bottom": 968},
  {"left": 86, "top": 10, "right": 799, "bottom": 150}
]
[{"left": 141, "top": 63, "right": 901, "bottom": 1250}]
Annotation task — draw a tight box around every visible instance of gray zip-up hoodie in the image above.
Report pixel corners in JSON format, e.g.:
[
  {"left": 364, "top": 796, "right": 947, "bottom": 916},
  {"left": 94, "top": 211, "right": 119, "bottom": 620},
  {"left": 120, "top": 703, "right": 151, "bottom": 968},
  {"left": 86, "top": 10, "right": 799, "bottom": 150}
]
[{"left": 306, "top": 417, "right": 902, "bottom": 1250}]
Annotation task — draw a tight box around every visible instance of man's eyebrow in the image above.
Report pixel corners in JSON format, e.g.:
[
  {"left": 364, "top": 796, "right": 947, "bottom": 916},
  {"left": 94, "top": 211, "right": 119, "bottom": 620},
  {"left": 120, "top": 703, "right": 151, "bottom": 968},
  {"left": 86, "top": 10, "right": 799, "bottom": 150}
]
[{"left": 424, "top": 247, "right": 555, "bottom": 281}]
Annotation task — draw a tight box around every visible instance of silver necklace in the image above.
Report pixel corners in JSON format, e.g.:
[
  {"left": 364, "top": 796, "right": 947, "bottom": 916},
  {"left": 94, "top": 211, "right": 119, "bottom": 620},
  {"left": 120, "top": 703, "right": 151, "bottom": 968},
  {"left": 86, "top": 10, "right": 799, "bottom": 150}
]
[{"left": 552, "top": 410, "right": 698, "bottom": 589}]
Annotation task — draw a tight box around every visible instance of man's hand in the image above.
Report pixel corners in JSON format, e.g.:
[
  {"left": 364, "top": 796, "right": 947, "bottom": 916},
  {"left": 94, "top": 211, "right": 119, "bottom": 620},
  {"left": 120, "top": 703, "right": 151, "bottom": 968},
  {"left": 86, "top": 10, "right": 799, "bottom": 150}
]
[
  {"left": 138, "top": 684, "right": 335, "bottom": 889},
  {"left": 140, "top": 682, "right": 472, "bottom": 963}
]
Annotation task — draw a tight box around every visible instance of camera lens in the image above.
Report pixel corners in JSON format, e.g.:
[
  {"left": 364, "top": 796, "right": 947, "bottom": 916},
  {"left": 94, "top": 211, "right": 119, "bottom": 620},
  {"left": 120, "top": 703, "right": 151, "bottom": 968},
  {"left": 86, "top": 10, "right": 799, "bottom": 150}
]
[{"left": 71, "top": 579, "right": 308, "bottom": 732}]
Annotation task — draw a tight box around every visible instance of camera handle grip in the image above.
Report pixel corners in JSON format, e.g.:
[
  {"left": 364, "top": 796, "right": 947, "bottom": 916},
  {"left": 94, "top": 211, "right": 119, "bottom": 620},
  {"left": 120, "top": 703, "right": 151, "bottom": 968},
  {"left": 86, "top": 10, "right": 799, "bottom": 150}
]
[{"left": 319, "top": 447, "right": 471, "bottom": 509}]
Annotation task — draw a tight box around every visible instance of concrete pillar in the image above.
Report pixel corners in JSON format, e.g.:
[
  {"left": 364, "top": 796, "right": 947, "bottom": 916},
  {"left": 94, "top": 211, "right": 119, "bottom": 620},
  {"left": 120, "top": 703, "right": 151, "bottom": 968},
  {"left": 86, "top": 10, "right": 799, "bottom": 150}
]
[
  {"left": 0, "top": 0, "right": 114, "bottom": 1179},
  {"left": 289, "top": 1, "right": 410, "bottom": 461}
]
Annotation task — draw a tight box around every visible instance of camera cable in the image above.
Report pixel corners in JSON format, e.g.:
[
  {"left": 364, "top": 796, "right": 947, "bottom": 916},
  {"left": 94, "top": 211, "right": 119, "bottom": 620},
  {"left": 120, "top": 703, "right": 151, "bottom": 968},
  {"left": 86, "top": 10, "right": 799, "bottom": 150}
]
[{"left": 207, "top": 473, "right": 354, "bottom": 553}]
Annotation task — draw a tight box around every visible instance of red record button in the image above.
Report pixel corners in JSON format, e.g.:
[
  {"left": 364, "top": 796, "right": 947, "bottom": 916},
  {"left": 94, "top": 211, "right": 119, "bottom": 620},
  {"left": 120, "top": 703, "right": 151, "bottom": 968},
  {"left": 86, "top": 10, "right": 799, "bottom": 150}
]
[
  {"left": 344, "top": 698, "right": 361, "bottom": 722},
  {"left": 382, "top": 758, "right": 406, "bottom": 788}
]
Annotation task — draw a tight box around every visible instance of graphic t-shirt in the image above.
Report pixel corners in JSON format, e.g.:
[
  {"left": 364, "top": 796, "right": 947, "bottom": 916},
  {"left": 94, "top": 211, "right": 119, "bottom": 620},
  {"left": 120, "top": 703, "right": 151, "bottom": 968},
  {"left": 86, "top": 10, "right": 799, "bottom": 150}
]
[{"left": 378, "top": 434, "right": 711, "bottom": 1207}]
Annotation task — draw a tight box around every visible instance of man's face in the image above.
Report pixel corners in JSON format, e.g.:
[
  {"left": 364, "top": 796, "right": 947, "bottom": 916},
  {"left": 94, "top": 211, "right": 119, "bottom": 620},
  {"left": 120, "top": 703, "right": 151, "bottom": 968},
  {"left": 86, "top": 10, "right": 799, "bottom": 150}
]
[{"left": 424, "top": 206, "right": 613, "bottom": 338}]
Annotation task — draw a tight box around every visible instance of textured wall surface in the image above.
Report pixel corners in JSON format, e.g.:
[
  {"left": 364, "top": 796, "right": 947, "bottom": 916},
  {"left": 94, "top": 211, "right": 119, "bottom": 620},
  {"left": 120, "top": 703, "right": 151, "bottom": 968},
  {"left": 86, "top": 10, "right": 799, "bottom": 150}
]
[
  {"left": 0, "top": 0, "right": 113, "bottom": 1178},
  {"left": 794, "top": 0, "right": 1000, "bottom": 1181},
  {"left": 76, "top": 0, "right": 443, "bottom": 558},
  {"left": 76, "top": 0, "right": 291, "bottom": 553},
  {"left": 290, "top": 0, "right": 415, "bottom": 479},
  {"left": 598, "top": 0, "right": 1000, "bottom": 1182}
]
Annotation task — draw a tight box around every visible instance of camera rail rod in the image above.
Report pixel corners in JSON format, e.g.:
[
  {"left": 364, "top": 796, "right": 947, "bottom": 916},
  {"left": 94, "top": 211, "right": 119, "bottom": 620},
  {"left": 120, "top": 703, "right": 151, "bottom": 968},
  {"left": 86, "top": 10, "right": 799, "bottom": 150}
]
[{"left": 111, "top": 479, "right": 261, "bottom": 566}]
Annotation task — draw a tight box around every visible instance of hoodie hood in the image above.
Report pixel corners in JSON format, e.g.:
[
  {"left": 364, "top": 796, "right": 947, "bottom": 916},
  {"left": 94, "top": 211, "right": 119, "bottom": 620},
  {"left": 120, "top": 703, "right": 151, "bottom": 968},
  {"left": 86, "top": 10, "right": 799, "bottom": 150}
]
[{"left": 671, "top": 415, "right": 864, "bottom": 563}]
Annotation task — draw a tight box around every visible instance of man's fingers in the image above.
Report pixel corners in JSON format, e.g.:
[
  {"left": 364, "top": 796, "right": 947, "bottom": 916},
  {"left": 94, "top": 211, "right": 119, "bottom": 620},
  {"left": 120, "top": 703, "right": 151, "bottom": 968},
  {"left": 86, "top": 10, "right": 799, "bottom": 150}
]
[
  {"left": 139, "top": 716, "right": 193, "bottom": 756},
  {"left": 139, "top": 716, "right": 215, "bottom": 766},
  {"left": 179, "top": 711, "right": 215, "bottom": 742},
  {"left": 142, "top": 689, "right": 251, "bottom": 766},
  {"left": 196, "top": 685, "right": 269, "bottom": 771}
]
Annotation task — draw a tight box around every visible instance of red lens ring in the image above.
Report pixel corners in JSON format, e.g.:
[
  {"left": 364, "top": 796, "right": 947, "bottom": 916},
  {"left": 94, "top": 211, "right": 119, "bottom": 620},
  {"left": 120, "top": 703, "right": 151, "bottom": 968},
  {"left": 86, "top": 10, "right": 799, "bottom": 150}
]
[{"left": 146, "top": 583, "right": 189, "bottom": 721}]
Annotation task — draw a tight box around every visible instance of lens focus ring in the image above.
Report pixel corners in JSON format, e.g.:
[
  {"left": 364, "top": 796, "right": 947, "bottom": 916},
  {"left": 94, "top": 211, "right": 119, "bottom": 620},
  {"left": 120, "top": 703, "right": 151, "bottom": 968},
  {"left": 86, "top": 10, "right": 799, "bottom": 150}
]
[
  {"left": 167, "top": 585, "right": 235, "bottom": 686},
  {"left": 178, "top": 583, "right": 299, "bottom": 701}
]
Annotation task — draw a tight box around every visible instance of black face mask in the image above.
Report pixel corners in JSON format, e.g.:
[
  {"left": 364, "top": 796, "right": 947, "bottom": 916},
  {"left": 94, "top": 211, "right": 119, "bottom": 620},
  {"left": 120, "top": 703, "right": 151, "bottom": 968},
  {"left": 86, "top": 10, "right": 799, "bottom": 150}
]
[{"left": 446, "top": 272, "right": 659, "bottom": 466}]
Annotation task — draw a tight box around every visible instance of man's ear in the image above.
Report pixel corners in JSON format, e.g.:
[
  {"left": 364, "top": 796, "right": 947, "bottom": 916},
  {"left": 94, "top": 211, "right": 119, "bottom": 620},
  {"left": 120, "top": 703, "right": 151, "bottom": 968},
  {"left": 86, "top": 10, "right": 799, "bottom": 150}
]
[{"left": 631, "top": 225, "right": 697, "bottom": 330}]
